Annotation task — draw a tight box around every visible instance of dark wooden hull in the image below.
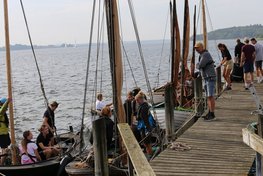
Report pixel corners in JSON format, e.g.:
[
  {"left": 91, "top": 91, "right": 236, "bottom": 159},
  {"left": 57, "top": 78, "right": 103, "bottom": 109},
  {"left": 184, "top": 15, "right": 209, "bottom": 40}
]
[{"left": 0, "top": 159, "right": 61, "bottom": 176}]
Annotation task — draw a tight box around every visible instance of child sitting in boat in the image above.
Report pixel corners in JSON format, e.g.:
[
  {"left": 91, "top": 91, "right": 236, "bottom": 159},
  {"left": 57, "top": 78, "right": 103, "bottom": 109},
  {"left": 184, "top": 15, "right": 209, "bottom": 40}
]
[
  {"left": 36, "top": 125, "right": 60, "bottom": 160},
  {"left": 20, "top": 130, "right": 41, "bottom": 164}
]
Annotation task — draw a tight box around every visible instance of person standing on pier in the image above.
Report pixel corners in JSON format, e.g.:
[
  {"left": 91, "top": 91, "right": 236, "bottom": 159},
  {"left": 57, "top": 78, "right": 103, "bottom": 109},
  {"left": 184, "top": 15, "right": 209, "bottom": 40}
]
[
  {"left": 194, "top": 42, "right": 216, "bottom": 121},
  {"left": 250, "top": 38, "right": 263, "bottom": 83},
  {"left": 240, "top": 38, "right": 256, "bottom": 89},
  {"left": 234, "top": 39, "right": 245, "bottom": 64},
  {"left": 218, "top": 43, "right": 233, "bottom": 90}
]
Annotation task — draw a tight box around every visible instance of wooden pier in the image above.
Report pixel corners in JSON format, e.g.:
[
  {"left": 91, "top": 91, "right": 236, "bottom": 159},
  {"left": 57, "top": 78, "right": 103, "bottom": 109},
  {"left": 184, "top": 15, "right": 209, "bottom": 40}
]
[{"left": 151, "top": 83, "right": 263, "bottom": 176}]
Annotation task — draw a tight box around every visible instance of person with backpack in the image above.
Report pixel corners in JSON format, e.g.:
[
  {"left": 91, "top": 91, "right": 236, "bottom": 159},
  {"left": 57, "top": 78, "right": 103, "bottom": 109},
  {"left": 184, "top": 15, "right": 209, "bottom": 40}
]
[
  {"left": 135, "top": 91, "right": 156, "bottom": 157},
  {"left": 0, "top": 97, "right": 11, "bottom": 165},
  {"left": 20, "top": 130, "right": 41, "bottom": 164},
  {"left": 195, "top": 42, "right": 217, "bottom": 121}
]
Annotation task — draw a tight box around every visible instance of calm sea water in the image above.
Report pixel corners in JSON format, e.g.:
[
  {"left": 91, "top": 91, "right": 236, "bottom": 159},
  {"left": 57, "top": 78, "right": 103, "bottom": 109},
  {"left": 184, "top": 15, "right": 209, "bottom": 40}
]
[{"left": 0, "top": 39, "right": 261, "bottom": 140}]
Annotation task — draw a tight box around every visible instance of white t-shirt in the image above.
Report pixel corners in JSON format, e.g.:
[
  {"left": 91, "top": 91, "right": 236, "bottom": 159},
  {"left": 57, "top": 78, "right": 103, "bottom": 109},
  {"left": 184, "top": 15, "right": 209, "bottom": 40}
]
[
  {"left": 254, "top": 43, "right": 263, "bottom": 61},
  {"left": 20, "top": 142, "right": 38, "bottom": 164},
  {"left": 96, "top": 100, "right": 106, "bottom": 110}
]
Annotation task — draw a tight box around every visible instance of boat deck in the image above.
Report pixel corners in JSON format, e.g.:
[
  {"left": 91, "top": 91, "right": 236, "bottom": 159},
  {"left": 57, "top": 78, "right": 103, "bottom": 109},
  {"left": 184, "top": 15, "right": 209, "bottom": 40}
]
[{"left": 150, "top": 83, "right": 263, "bottom": 176}]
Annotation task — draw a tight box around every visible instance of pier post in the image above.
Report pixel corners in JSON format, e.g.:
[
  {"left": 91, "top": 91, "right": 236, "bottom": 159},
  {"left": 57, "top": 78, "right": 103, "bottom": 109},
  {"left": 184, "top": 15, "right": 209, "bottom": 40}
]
[
  {"left": 216, "top": 66, "right": 222, "bottom": 96},
  {"left": 256, "top": 113, "right": 263, "bottom": 176},
  {"left": 165, "top": 83, "right": 175, "bottom": 140},
  {"left": 194, "top": 76, "right": 204, "bottom": 116},
  {"left": 93, "top": 118, "right": 109, "bottom": 176}
]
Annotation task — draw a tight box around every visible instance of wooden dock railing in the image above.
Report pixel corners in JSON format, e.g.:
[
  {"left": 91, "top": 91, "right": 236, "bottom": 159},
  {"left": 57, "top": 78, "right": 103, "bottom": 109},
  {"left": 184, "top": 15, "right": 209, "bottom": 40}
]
[
  {"left": 243, "top": 113, "right": 263, "bottom": 176},
  {"left": 117, "top": 123, "right": 156, "bottom": 176}
]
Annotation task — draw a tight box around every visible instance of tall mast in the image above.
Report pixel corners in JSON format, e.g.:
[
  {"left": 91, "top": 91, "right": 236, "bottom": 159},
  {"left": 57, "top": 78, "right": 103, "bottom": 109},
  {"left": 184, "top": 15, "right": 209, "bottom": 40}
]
[
  {"left": 180, "top": 0, "right": 190, "bottom": 106},
  {"left": 104, "top": 0, "right": 126, "bottom": 123},
  {"left": 201, "top": 0, "right": 207, "bottom": 49},
  {"left": 3, "top": 0, "right": 17, "bottom": 164}
]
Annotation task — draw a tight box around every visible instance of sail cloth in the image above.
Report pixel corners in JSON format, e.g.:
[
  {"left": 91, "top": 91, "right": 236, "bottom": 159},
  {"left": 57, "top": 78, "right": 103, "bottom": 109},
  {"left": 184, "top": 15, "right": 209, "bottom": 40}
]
[
  {"left": 104, "top": 0, "right": 126, "bottom": 123},
  {"left": 171, "top": 0, "right": 181, "bottom": 90}
]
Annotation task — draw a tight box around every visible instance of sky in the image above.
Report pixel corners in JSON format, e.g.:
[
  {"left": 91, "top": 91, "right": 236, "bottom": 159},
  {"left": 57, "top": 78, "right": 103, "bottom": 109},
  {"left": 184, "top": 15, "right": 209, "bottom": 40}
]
[{"left": 0, "top": 0, "right": 262, "bottom": 46}]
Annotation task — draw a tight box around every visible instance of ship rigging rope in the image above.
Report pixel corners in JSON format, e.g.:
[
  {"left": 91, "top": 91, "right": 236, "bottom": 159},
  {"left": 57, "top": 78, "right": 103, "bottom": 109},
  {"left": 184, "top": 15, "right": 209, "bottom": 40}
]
[
  {"left": 79, "top": 0, "right": 97, "bottom": 153},
  {"left": 19, "top": 0, "right": 49, "bottom": 107},
  {"left": 127, "top": 0, "right": 155, "bottom": 107},
  {"left": 91, "top": 0, "right": 105, "bottom": 110},
  {"left": 155, "top": 6, "right": 170, "bottom": 88}
]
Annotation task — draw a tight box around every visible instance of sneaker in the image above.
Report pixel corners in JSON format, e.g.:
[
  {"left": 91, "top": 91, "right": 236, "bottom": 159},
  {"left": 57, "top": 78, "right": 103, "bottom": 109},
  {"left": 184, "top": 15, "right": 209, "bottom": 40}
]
[
  {"left": 225, "top": 86, "right": 232, "bottom": 91},
  {"left": 202, "top": 112, "right": 210, "bottom": 119},
  {"left": 204, "top": 114, "right": 216, "bottom": 121}
]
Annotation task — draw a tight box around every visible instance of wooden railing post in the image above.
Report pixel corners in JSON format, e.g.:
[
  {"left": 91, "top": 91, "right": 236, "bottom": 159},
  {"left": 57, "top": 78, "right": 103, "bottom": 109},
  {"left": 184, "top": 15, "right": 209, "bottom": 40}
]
[
  {"left": 93, "top": 118, "right": 109, "bottom": 176},
  {"left": 257, "top": 113, "right": 263, "bottom": 176},
  {"left": 194, "top": 76, "right": 204, "bottom": 116},
  {"left": 216, "top": 66, "right": 222, "bottom": 96},
  {"left": 165, "top": 83, "right": 175, "bottom": 140}
]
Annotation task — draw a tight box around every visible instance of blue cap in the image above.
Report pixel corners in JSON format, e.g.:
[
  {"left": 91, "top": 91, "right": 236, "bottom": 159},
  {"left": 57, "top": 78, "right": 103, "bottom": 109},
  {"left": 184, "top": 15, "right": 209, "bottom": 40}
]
[{"left": 0, "top": 97, "right": 7, "bottom": 104}]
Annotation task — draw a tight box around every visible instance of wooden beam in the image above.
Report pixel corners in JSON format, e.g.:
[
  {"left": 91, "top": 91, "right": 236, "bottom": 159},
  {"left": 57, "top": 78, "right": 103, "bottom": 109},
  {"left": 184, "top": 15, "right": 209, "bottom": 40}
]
[
  {"left": 117, "top": 123, "right": 156, "bottom": 176},
  {"left": 93, "top": 118, "right": 109, "bottom": 176},
  {"left": 242, "top": 128, "right": 263, "bottom": 156},
  {"left": 165, "top": 83, "right": 174, "bottom": 140}
]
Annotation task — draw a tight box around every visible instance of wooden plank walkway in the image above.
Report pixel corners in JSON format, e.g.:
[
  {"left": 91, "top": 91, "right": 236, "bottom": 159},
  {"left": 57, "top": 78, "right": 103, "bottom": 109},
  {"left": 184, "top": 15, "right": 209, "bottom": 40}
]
[{"left": 151, "top": 83, "right": 263, "bottom": 176}]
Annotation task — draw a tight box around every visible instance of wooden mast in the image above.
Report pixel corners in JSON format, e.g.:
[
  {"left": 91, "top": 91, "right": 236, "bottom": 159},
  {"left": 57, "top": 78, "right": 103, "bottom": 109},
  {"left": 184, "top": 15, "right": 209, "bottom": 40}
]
[
  {"left": 202, "top": 0, "right": 207, "bottom": 49},
  {"left": 171, "top": 0, "right": 181, "bottom": 104},
  {"left": 180, "top": 0, "right": 190, "bottom": 106},
  {"left": 190, "top": 5, "right": 197, "bottom": 77},
  {"left": 104, "top": 0, "right": 125, "bottom": 123},
  {"left": 3, "top": 0, "right": 17, "bottom": 165}
]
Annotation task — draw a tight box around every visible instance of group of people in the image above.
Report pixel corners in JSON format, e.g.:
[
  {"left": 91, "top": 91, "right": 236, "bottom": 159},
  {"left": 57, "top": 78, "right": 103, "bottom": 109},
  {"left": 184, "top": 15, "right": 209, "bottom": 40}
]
[
  {"left": 0, "top": 99, "right": 60, "bottom": 165},
  {"left": 194, "top": 37, "right": 263, "bottom": 121},
  {"left": 95, "top": 88, "right": 156, "bottom": 158},
  {"left": 219, "top": 37, "right": 263, "bottom": 90}
]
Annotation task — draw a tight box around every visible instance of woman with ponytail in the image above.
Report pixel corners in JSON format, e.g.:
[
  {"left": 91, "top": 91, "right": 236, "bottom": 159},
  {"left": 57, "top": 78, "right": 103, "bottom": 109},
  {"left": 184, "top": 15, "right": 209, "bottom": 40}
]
[{"left": 20, "top": 130, "right": 41, "bottom": 164}]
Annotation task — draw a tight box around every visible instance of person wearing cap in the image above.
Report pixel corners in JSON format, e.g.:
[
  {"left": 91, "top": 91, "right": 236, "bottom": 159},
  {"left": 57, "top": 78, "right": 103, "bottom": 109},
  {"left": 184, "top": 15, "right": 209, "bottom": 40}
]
[
  {"left": 0, "top": 97, "right": 11, "bottom": 165},
  {"left": 241, "top": 38, "right": 256, "bottom": 89},
  {"left": 194, "top": 42, "right": 216, "bottom": 121},
  {"left": 234, "top": 39, "right": 245, "bottom": 64},
  {"left": 251, "top": 38, "right": 263, "bottom": 83},
  {"left": 42, "top": 101, "right": 59, "bottom": 144},
  {"left": 218, "top": 43, "right": 233, "bottom": 90}
]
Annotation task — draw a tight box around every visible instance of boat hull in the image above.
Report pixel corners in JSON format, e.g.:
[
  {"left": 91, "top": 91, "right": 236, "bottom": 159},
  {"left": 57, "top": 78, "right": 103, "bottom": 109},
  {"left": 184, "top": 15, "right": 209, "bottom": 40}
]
[{"left": 0, "top": 159, "right": 61, "bottom": 176}]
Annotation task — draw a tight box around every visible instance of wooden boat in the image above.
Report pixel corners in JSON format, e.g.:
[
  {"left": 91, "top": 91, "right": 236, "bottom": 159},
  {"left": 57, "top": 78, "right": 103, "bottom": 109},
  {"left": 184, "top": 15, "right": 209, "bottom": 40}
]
[
  {"left": 0, "top": 132, "right": 78, "bottom": 176},
  {"left": 65, "top": 0, "right": 127, "bottom": 174}
]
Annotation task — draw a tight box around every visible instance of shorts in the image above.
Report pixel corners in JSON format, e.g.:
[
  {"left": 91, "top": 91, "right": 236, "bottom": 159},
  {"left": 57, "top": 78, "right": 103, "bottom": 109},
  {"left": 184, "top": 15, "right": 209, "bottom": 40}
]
[
  {"left": 0, "top": 133, "right": 11, "bottom": 148},
  {"left": 243, "top": 62, "right": 254, "bottom": 73},
  {"left": 140, "top": 128, "right": 151, "bottom": 145},
  {"left": 255, "top": 60, "right": 262, "bottom": 69},
  {"left": 204, "top": 77, "right": 216, "bottom": 97},
  {"left": 223, "top": 60, "right": 233, "bottom": 70}
]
